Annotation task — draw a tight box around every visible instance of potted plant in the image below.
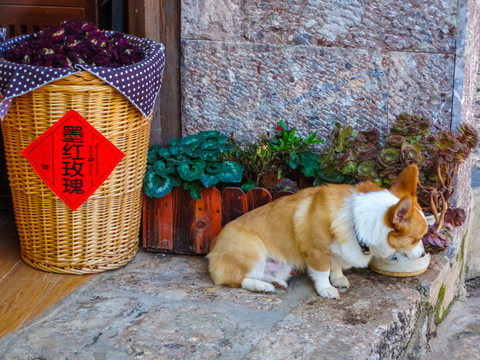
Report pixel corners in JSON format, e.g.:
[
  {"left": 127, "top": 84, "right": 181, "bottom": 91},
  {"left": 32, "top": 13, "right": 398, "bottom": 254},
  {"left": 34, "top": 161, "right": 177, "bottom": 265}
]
[
  {"left": 0, "top": 20, "right": 165, "bottom": 273},
  {"left": 317, "top": 113, "right": 479, "bottom": 276},
  {"left": 142, "top": 122, "right": 323, "bottom": 254}
]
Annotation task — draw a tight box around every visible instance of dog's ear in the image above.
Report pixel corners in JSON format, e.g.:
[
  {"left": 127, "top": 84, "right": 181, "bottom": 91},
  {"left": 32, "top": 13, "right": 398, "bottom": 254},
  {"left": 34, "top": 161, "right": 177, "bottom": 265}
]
[
  {"left": 391, "top": 164, "right": 419, "bottom": 198},
  {"left": 391, "top": 195, "right": 413, "bottom": 229}
]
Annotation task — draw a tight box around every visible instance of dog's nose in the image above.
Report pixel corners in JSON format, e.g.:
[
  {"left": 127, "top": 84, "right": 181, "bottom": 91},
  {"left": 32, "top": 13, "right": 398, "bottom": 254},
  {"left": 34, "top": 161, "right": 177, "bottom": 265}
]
[{"left": 420, "top": 252, "right": 426, "bottom": 258}]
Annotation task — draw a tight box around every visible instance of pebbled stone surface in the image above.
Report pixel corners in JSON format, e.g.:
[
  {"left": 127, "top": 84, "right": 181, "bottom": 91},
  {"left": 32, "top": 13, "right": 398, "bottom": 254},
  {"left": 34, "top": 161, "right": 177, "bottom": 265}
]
[
  {"left": 181, "top": 0, "right": 457, "bottom": 53},
  {"left": 181, "top": 0, "right": 241, "bottom": 41},
  {"left": 423, "top": 277, "right": 480, "bottom": 360},
  {"left": 182, "top": 41, "right": 390, "bottom": 143},
  {"left": 246, "top": 274, "right": 420, "bottom": 360},
  {"left": 388, "top": 51, "right": 455, "bottom": 128},
  {"left": 0, "top": 249, "right": 427, "bottom": 360},
  {"left": 242, "top": 0, "right": 455, "bottom": 52}
]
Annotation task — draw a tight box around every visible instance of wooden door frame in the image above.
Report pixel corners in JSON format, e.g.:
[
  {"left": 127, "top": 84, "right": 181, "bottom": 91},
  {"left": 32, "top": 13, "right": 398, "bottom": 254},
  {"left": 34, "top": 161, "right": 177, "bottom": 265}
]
[{"left": 128, "top": 0, "right": 181, "bottom": 145}]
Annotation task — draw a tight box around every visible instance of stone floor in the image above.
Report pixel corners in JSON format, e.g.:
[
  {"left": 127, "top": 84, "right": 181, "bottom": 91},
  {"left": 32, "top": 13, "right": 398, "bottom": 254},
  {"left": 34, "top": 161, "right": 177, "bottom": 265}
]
[
  {"left": 0, "top": 249, "right": 476, "bottom": 360},
  {"left": 423, "top": 277, "right": 480, "bottom": 360}
]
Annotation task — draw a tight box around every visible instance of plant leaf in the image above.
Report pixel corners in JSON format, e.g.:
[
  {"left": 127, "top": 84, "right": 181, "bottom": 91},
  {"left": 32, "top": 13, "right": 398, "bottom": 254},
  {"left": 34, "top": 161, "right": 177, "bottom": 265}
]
[
  {"left": 169, "top": 138, "right": 180, "bottom": 146},
  {"left": 147, "top": 146, "right": 159, "bottom": 163},
  {"left": 200, "top": 150, "right": 219, "bottom": 161},
  {"left": 218, "top": 161, "right": 243, "bottom": 183},
  {"left": 200, "top": 173, "right": 220, "bottom": 188},
  {"left": 143, "top": 168, "right": 174, "bottom": 198},
  {"left": 183, "top": 182, "right": 202, "bottom": 200},
  {"left": 156, "top": 147, "right": 171, "bottom": 160},
  {"left": 180, "top": 133, "right": 200, "bottom": 146},
  {"left": 241, "top": 180, "right": 256, "bottom": 192},
  {"left": 177, "top": 160, "right": 206, "bottom": 181},
  {"left": 153, "top": 160, "right": 168, "bottom": 177}
]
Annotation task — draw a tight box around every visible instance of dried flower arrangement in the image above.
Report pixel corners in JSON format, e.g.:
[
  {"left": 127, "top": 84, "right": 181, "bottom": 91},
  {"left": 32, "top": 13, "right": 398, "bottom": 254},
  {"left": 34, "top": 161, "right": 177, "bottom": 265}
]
[{"left": 3, "top": 20, "right": 144, "bottom": 68}]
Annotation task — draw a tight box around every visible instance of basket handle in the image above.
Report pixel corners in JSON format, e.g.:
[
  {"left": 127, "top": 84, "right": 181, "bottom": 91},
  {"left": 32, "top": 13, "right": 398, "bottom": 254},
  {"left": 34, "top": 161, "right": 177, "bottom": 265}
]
[{"left": 0, "top": 28, "right": 5, "bottom": 42}]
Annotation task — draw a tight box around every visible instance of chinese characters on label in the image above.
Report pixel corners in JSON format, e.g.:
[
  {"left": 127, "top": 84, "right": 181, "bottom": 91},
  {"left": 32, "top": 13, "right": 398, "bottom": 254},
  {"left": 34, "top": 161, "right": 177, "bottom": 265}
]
[
  {"left": 62, "top": 125, "right": 85, "bottom": 194},
  {"left": 22, "top": 110, "right": 125, "bottom": 211}
]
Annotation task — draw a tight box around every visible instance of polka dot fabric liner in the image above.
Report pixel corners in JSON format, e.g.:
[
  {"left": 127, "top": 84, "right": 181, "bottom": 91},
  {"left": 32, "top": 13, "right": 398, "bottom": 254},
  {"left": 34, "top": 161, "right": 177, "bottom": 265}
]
[{"left": 0, "top": 31, "right": 165, "bottom": 119}]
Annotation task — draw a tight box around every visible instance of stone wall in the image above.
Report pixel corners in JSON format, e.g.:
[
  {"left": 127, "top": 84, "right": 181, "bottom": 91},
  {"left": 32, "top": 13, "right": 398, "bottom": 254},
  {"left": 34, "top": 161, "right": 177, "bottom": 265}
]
[
  {"left": 466, "top": 0, "right": 480, "bottom": 280},
  {"left": 181, "top": 0, "right": 457, "bottom": 143}
]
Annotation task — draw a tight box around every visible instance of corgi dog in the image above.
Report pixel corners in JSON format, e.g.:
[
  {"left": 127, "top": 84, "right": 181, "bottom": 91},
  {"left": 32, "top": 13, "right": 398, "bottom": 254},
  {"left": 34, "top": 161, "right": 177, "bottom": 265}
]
[{"left": 207, "top": 165, "right": 428, "bottom": 299}]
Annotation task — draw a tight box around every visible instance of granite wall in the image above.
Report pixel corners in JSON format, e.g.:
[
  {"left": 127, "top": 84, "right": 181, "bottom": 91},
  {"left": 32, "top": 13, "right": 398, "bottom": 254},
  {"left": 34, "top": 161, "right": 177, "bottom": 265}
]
[{"left": 180, "top": 0, "right": 458, "bottom": 142}]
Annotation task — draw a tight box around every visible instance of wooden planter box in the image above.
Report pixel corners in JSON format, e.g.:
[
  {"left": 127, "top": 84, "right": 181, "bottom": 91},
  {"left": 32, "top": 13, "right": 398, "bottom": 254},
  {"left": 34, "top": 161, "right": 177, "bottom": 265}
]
[{"left": 142, "top": 187, "right": 293, "bottom": 254}]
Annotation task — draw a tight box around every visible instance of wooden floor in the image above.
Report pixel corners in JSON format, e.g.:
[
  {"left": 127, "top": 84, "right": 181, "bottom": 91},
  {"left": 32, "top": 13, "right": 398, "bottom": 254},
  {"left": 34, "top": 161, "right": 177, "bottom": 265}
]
[{"left": 0, "top": 211, "right": 95, "bottom": 337}]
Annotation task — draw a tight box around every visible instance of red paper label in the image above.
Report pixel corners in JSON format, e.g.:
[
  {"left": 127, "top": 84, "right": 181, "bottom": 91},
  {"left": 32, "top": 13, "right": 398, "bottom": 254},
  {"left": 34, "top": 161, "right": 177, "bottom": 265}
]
[{"left": 22, "top": 109, "right": 125, "bottom": 211}]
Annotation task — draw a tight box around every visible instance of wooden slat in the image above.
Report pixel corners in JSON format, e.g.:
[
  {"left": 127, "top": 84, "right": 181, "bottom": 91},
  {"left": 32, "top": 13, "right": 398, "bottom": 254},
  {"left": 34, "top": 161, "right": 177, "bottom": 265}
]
[
  {"left": 195, "top": 187, "right": 222, "bottom": 254},
  {"left": 247, "top": 187, "right": 272, "bottom": 211},
  {"left": 158, "top": 0, "right": 181, "bottom": 145},
  {"left": 127, "top": 0, "right": 146, "bottom": 38},
  {"left": 0, "top": 216, "right": 20, "bottom": 279},
  {"left": 0, "top": 277, "right": 57, "bottom": 337},
  {"left": 0, "top": 5, "right": 86, "bottom": 29},
  {"left": 142, "top": 192, "right": 174, "bottom": 251},
  {"left": 0, "top": 1, "right": 85, "bottom": 6},
  {"left": 221, "top": 187, "right": 248, "bottom": 226},
  {"left": 25, "top": 273, "right": 94, "bottom": 322},
  {"left": 84, "top": 0, "right": 98, "bottom": 24},
  {"left": 172, "top": 187, "right": 196, "bottom": 253},
  {"left": 128, "top": 0, "right": 181, "bottom": 146}
]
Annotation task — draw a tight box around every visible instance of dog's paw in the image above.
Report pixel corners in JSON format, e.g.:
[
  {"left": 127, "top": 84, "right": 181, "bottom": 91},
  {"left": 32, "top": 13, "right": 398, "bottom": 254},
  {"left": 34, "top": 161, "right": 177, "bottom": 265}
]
[
  {"left": 330, "top": 275, "right": 350, "bottom": 288},
  {"left": 317, "top": 286, "right": 340, "bottom": 299},
  {"left": 242, "top": 278, "right": 276, "bottom": 293},
  {"left": 272, "top": 279, "right": 288, "bottom": 290}
]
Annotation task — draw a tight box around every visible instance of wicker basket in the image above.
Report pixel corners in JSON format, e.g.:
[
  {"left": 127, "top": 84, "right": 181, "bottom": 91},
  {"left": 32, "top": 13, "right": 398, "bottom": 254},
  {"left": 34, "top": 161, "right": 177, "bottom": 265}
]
[{"left": 0, "top": 71, "right": 151, "bottom": 274}]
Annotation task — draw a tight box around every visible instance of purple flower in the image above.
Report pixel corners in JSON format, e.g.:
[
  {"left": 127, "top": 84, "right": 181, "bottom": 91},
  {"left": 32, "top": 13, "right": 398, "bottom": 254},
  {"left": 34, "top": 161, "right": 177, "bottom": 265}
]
[
  {"left": 92, "top": 53, "right": 110, "bottom": 67},
  {"left": 3, "top": 20, "right": 145, "bottom": 68}
]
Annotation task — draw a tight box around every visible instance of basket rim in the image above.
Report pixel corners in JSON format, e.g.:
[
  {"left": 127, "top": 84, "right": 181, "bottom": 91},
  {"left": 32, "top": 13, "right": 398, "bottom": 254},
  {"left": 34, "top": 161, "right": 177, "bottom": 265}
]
[{"left": 0, "top": 31, "right": 165, "bottom": 118}]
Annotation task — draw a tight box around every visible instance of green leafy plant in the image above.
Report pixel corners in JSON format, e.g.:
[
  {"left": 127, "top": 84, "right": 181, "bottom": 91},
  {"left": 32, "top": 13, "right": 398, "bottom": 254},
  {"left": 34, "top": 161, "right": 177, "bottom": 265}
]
[
  {"left": 225, "top": 121, "right": 323, "bottom": 191},
  {"left": 144, "top": 131, "right": 243, "bottom": 200}
]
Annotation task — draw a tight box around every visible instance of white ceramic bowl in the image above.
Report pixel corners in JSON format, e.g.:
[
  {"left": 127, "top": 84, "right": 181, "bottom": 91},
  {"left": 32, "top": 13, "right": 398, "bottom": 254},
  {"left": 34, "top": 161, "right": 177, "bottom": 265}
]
[{"left": 369, "top": 252, "right": 431, "bottom": 277}]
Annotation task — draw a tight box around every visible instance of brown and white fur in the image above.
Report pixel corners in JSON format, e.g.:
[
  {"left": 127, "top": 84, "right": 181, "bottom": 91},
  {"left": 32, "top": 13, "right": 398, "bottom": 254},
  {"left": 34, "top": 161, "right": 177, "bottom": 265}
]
[{"left": 207, "top": 165, "right": 428, "bottom": 299}]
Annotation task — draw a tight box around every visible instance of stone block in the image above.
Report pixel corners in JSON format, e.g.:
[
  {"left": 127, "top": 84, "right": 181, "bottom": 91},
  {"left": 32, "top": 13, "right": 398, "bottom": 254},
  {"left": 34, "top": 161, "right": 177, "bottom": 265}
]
[
  {"left": 246, "top": 273, "right": 421, "bottom": 360},
  {"left": 182, "top": 40, "right": 389, "bottom": 143},
  {"left": 388, "top": 51, "right": 454, "bottom": 127},
  {"left": 241, "top": 0, "right": 457, "bottom": 53},
  {"left": 181, "top": 0, "right": 241, "bottom": 41}
]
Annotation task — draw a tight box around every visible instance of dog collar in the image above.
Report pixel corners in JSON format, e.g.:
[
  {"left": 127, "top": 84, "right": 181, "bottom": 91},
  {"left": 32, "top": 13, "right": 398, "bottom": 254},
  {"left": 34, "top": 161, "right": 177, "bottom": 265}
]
[{"left": 353, "top": 222, "right": 371, "bottom": 255}]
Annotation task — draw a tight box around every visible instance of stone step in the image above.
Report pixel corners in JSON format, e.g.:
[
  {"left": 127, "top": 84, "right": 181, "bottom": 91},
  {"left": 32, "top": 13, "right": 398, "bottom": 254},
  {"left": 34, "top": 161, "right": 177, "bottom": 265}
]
[{"left": 0, "top": 250, "right": 457, "bottom": 360}]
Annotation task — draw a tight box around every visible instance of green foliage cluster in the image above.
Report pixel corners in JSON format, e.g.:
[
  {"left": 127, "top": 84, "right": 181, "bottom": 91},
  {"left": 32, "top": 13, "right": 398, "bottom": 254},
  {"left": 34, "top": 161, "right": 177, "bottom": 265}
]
[
  {"left": 143, "top": 131, "right": 243, "bottom": 200},
  {"left": 225, "top": 120, "right": 323, "bottom": 191}
]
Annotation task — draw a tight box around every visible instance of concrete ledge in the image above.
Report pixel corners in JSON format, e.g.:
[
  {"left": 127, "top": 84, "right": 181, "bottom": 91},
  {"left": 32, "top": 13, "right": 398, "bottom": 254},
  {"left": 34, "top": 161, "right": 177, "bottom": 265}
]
[{"left": 0, "top": 249, "right": 458, "bottom": 359}]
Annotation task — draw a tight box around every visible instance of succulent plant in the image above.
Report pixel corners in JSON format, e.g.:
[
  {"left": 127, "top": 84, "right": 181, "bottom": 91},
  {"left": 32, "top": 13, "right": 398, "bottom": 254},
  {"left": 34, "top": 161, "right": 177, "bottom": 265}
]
[
  {"left": 319, "top": 123, "right": 380, "bottom": 183},
  {"left": 389, "top": 112, "right": 430, "bottom": 141},
  {"left": 318, "top": 112, "right": 478, "bottom": 252}
]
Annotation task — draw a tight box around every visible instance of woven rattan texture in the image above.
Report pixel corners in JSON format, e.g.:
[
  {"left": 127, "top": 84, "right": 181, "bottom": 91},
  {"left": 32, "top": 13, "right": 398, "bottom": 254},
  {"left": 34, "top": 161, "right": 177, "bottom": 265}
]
[{"left": 1, "top": 71, "right": 151, "bottom": 274}]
